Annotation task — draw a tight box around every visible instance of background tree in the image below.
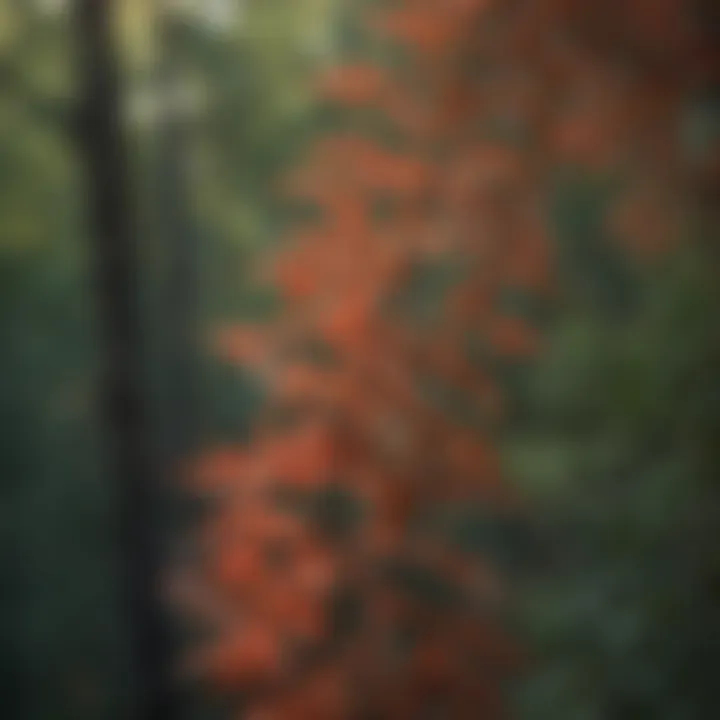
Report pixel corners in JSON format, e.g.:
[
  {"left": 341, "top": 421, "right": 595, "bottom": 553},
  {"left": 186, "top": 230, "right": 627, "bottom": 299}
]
[
  {"left": 73, "top": 0, "right": 177, "bottom": 717},
  {"left": 0, "top": 1, "right": 331, "bottom": 718}
]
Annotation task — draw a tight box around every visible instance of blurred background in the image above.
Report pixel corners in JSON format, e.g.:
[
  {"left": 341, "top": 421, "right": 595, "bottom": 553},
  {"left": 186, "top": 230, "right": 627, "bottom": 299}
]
[{"left": 0, "top": 1, "right": 718, "bottom": 719}]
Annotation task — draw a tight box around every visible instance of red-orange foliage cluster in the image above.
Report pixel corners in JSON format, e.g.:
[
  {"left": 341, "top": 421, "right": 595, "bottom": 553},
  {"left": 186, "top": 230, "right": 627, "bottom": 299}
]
[{"left": 186, "top": 1, "right": 717, "bottom": 717}]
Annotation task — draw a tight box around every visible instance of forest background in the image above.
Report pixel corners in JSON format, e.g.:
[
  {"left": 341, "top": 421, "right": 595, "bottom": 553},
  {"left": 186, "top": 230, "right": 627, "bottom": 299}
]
[{"left": 0, "top": 1, "right": 718, "bottom": 719}]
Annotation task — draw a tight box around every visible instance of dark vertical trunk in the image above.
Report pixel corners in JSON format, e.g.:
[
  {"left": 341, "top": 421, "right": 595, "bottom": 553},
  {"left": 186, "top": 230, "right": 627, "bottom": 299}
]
[{"left": 72, "top": 2, "right": 176, "bottom": 719}]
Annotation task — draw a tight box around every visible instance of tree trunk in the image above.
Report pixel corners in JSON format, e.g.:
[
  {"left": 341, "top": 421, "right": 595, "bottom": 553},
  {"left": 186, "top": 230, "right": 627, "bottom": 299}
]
[{"left": 72, "top": 2, "right": 176, "bottom": 718}]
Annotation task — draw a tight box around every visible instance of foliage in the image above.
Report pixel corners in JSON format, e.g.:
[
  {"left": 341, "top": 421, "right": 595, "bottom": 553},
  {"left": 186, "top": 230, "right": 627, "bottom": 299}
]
[
  {"left": 512, "top": 249, "right": 720, "bottom": 720},
  {"left": 189, "top": 0, "right": 718, "bottom": 717}
]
